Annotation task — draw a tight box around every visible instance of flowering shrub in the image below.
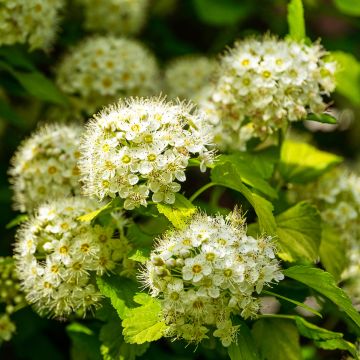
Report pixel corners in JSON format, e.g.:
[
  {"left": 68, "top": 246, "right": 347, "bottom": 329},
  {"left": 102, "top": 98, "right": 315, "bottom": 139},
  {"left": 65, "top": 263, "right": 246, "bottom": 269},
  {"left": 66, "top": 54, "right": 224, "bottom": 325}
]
[{"left": 1, "top": 0, "right": 360, "bottom": 359}]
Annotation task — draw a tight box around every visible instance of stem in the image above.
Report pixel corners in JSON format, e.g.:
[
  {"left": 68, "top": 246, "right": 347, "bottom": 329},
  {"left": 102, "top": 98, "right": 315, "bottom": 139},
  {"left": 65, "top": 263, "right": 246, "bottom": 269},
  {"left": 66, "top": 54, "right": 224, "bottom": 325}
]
[
  {"left": 257, "top": 314, "right": 296, "bottom": 320},
  {"left": 189, "top": 182, "right": 217, "bottom": 203},
  {"left": 210, "top": 187, "right": 225, "bottom": 208}
]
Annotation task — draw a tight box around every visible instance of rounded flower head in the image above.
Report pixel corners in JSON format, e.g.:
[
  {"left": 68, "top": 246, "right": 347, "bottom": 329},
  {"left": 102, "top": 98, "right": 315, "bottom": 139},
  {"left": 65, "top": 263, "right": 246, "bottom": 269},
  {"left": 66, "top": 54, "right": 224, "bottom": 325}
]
[
  {"left": 141, "top": 210, "right": 284, "bottom": 346},
  {"left": 14, "top": 197, "right": 131, "bottom": 318},
  {"left": 0, "top": 257, "right": 26, "bottom": 315},
  {"left": 202, "top": 36, "right": 336, "bottom": 151},
  {"left": 0, "top": 314, "right": 16, "bottom": 343},
  {"left": 79, "top": 97, "right": 215, "bottom": 210},
  {"left": 164, "top": 56, "right": 218, "bottom": 101},
  {"left": 55, "top": 36, "right": 160, "bottom": 114},
  {"left": 291, "top": 167, "right": 360, "bottom": 244},
  {"left": 8, "top": 124, "right": 83, "bottom": 213},
  {"left": 76, "top": 0, "right": 149, "bottom": 35},
  {"left": 0, "top": 0, "right": 64, "bottom": 50}
]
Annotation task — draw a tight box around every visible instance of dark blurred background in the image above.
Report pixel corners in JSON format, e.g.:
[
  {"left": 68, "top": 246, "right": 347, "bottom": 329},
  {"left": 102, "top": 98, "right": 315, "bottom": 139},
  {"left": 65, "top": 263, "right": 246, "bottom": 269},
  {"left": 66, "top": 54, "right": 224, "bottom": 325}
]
[{"left": 0, "top": 0, "right": 359, "bottom": 358}]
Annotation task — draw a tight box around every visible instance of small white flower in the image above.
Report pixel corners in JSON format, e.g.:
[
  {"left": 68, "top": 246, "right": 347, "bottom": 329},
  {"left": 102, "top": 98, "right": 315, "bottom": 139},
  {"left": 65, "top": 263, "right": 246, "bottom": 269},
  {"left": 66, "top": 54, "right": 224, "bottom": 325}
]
[
  {"left": 199, "top": 35, "right": 336, "bottom": 151},
  {"left": 56, "top": 36, "right": 160, "bottom": 114},
  {"left": 0, "top": 0, "right": 64, "bottom": 50},
  {"left": 142, "top": 210, "right": 283, "bottom": 345},
  {"left": 14, "top": 197, "right": 131, "bottom": 318},
  {"left": 79, "top": 97, "right": 215, "bottom": 208},
  {"left": 8, "top": 124, "right": 83, "bottom": 213}
]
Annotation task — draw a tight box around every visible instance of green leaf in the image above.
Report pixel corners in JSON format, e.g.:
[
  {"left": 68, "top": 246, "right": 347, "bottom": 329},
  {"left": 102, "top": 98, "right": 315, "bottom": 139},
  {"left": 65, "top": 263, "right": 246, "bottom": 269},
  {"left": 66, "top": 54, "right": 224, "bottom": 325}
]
[
  {"left": 122, "top": 293, "right": 167, "bottom": 344},
  {"left": 128, "top": 248, "right": 150, "bottom": 263},
  {"left": 287, "top": 0, "right": 306, "bottom": 41},
  {"left": 66, "top": 323, "right": 102, "bottom": 360},
  {"left": 216, "top": 154, "right": 277, "bottom": 199},
  {"left": 228, "top": 321, "right": 260, "bottom": 360},
  {"left": 193, "top": 0, "right": 253, "bottom": 26},
  {"left": 0, "top": 60, "right": 68, "bottom": 106},
  {"left": 242, "top": 146, "right": 280, "bottom": 180},
  {"left": 333, "top": 0, "right": 360, "bottom": 16},
  {"left": 211, "top": 163, "right": 277, "bottom": 235},
  {"left": 0, "top": 98, "right": 26, "bottom": 128},
  {"left": 6, "top": 214, "right": 28, "bottom": 229},
  {"left": 126, "top": 223, "right": 154, "bottom": 248},
  {"left": 306, "top": 113, "right": 337, "bottom": 124},
  {"left": 314, "top": 338, "right": 358, "bottom": 358},
  {"left": 252, "top": 318, "right": 301, "bottom": 360},
  {"left": 294, "top": 316, "right": 343, "bottom": 341},
  {"left": 295, "top": 315, "right": 357, "bottom": 357},
  {"left": 100, "top": 320, "right": 149, "bottom": 360},
  {"left": 157, "top": 193, "right": 196, "bottom": 229},
  {"left": 283, "top": 266, "right": 360, "bottom": 329},
  {"left": 319, "top": 224, "right": 348, "bottom": 282},
  {"left": 279, "top": 140, "right": 342, "bottom": 184},
  {"left": 331, "top": 51, "right": 360, "bottom": 105},
  {"left": 78, "top": 199, "right": 117, "bottom": 222},
  {"left": 97, "top": 275, "right": 138, "bottom": 320},
  {"left": 275, "top": 201, "right": 321, "bottom": 262},
  {"left": 263, "top": 290, "right": 322, "bottom": 318}
]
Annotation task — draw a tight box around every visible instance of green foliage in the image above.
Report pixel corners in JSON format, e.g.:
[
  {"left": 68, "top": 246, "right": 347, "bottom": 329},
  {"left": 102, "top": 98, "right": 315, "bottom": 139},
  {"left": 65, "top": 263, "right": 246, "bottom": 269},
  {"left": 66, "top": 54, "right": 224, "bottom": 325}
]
[
  {"left": 275, "top": 201, "right": 321, "bottom": 262},
  {"left": 319, "top": 224, "right": 348, "bottom": 282},
  {"left": 284, "top": 266, "right": 360, "bottom": 329},
  {"left": 193, "top": 0, "right": 253, "bottom": 26},
  {"left": 122, "top": 293, "right": 167, "bottom": 344},
  {"left": 157, "top": 193, "right": 196, "bottom": 229},
  {"left": 252, "top": 318, "right": 301, "bottom": 360},
  {"left": 66, "top": 323, "right": 102, "bottom": 360},
  {"left": 211, "top": 163, "right": 277, "bottom": 235},
  {"left": 0, "top": 60, "right": 67, "bottom": 106},
  {"left": 279, "top": 140, "right": 343, "bottom": 184},
  {"left": 5, "top": 214, "right": 28, "bottom": 229},
  {"left": 78, "top": 198, "right": 122, "bottom": 222},
  {"left": 0, "top": 98, "right": 25, "bottom": 128},
  {"left": 331, "top": 51, "right": 360, "bottom": 105},
  {"left": 287, "top": 0, "right": 306, "bottom": 41},
  {"left": 100, "top": 320, "right": 149, "bottom": 360},
  {"left": 96, "top": 275, "right": 138, "bottom": 320},
  {"left": 294, "top": 316, "right": 357, "bottom": 357},
  {"left": 333, "top": 0, "right": 360, "bottom": 16},
  {"left": 306, "top": 113, "right": 337, "bottom": 124},
  {"left": 228, "top": 321, "right": 259, "bottom": 360},
  {"left": 128, "top": 248, "right": 150, "bottom": 263},
  {"left": 216, "top": 153, "right": 277, "bottom": 198}
]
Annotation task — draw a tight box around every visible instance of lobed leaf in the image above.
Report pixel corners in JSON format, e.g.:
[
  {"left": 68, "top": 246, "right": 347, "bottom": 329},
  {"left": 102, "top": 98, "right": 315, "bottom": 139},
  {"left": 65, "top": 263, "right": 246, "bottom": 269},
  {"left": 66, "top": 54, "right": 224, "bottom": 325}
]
[
  {"left": 279, "top": 140, "right": 342, "bottom": 184},
  {"left": 275, "top": 201, "right": 321, "bottom": 262},
  {"left": 211, "top": 163, "right": 277, "bottom": 235},
  {"left": 122, "top": 293, "right": 167, "bottom": 344},
  {"left": 252, "top": 318, "right": 301, "bottom": 360},
  {"left": 157, "top": 193, "right": 196, "bottom": 229}
]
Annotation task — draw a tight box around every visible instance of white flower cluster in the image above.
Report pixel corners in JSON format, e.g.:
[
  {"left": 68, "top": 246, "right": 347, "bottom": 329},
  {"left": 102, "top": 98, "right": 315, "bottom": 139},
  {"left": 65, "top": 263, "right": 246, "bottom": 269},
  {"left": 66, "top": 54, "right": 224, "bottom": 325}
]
[
  {"left": 290, "top": 167, "right": 360, "bottom": 303},
  {"left": 293, "top": 167, "right": 360, "bottom": 244},
  {"left": 76, "top": 0, "right": 149, "bottom": 35},
  {"left": 0, "top": 314, "right": 16, "bottom": 344},
  {"left": 79, "top": 97, "right": 214, "bottom": 210},
  {"left": 201, "top": 36, "right": 336, "bottom": 151},
  {"left": 0, "top": 0, "right": 64, "bottom": 50},
  {"left": 9, "top": 124, "right": 83, "bottom": 213},
  {"left": 14, "top": 197, "right": 131, "bottom": 317},
  {"left": 142, "top": 211, "right": 284, "bottom": 345},
  {"left": 56, "top": 36, "right": 160, "bottom": 114},
  {"left": 164, "top": 56, "right": 217, "bottom": 101},
  {"left": 0, "top": 257, "right": 26, "bottom": 315}
]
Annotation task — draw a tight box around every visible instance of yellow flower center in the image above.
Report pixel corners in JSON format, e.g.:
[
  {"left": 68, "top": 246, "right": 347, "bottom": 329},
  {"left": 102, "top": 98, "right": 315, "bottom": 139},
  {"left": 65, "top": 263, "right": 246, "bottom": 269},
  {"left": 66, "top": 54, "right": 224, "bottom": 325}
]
[{"left": 192, "top": 264, "right": 202, "bottom": 274}]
